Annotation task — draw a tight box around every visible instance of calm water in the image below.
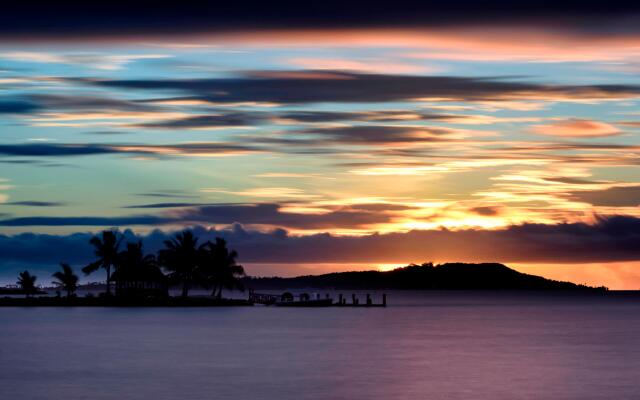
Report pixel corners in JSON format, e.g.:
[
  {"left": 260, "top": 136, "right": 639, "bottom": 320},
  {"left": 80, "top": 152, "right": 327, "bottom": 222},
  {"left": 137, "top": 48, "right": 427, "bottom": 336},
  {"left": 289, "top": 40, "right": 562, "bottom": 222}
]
[{"left": 2, "top": 291, "right": 640, "bottom": 400}]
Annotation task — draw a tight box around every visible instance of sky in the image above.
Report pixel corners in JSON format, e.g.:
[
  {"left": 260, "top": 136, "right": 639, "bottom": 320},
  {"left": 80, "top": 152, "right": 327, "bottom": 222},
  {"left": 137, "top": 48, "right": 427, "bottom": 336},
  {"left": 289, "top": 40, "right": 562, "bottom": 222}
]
[{"left": 1, "top": 3, "right": 640, "bottom": 288}]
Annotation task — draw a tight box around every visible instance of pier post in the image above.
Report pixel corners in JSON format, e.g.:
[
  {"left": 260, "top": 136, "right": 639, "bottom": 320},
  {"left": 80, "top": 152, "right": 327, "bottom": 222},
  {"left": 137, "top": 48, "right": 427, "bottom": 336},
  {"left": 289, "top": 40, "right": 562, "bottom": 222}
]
[
  {"left": 339, "top": 294, "right": 343, "bottom": 305},
  {"left": 382, "top": 293, "right": 387, "bottom": 307},
  {"left": 352, "top": 294, "right": 357, "bottom": 305},
  {"left": 366, "top": 293, "right": 372, "bottom": 306}
]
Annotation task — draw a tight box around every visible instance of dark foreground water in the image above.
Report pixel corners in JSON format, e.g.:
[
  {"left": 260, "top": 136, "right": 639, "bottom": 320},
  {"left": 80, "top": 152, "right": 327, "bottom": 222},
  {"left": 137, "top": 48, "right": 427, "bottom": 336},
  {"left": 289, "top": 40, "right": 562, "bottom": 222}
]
[{"left": 1, "top": 291, "right": 640, "bottom": 400}]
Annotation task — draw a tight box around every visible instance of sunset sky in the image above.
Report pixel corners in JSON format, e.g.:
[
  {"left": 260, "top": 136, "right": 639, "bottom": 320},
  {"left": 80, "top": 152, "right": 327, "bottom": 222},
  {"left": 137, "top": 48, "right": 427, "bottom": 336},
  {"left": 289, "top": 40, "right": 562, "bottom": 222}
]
[{"left": 1, "top": 3, "right": 640, "bottom": 288}]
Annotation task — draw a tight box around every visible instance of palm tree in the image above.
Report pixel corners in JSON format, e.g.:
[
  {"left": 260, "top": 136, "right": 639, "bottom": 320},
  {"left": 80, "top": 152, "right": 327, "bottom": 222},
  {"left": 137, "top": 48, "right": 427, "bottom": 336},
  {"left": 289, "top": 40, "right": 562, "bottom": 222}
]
[
  {"left": 158, "top": 231, "right": 200, "bottom": 297},
  {"left": 199, "top": 238, "right": 245, "bottom": 299},
  {"left": 112, "top": 241, "right": 165, "bottom": 297},
  {"left": 52, "top": 263, "right": 79, "bottom": 297},
  {"left": 118, "top": 241, "right": 157, "bottom": 272},
  {"left": 82, "top": 230, "right": 122, "bottom": 296},
  {"left": 17, "top": 270, "right": 37, "bottom": 298}
]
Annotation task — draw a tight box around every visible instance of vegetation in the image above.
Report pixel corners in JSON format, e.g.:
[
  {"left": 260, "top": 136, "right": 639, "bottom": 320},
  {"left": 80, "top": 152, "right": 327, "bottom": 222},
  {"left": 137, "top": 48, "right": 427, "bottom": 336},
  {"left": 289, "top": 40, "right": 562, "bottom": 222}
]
[
  {"left": 199, "top": 238, "right": 245, "bottom": 299},
  {"left": 17, "top": 270, "right": 38, "bottom": 297},
  {"left": 75, "top": 230, "right": 247, "bottom": 299},
  {"left": 82, "top": 230, "right": 122, "bottom": 296},
  {"left": 158, "top": 231, "right": 201, "bottom": 297},
  {"left": 52, "top": 263, "right": 79, "bottom": 297}
]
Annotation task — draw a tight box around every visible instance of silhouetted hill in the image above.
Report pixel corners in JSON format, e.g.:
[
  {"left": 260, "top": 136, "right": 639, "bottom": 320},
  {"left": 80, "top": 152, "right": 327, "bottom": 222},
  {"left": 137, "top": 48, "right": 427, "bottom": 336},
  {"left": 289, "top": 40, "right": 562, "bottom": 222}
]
[{"left": 245, "top": 263, "right": 606, "bottom": 291}]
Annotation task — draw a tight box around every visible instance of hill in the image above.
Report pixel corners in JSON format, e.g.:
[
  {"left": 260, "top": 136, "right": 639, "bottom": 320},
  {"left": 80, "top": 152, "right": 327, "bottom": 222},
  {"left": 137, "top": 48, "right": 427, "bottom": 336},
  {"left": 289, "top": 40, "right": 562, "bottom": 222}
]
[{"left": 245, "top": 263, "right": 606, "bottom": 291}]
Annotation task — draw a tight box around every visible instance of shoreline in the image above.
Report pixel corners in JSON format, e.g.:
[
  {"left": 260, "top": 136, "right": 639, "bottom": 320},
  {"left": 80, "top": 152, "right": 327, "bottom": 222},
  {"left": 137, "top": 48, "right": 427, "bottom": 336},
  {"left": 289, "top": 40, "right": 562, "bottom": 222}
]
[{"left": 0, "top": 297, "right": 254, "bottom": 307}]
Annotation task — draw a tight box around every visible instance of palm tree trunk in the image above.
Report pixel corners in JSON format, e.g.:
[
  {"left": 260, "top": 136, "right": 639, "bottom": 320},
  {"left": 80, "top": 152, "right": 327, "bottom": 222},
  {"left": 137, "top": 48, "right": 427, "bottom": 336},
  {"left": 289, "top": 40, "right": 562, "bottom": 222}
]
[{"left": 106, "top": 264, "right": 112, "bottom": 296}]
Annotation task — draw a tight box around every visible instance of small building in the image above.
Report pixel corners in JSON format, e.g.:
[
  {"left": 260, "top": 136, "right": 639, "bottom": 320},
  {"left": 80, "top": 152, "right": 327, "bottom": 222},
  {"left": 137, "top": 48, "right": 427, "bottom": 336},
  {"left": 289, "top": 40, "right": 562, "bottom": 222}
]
[{"left": 110, "top": 265, "right": 168, "bottom": 298}]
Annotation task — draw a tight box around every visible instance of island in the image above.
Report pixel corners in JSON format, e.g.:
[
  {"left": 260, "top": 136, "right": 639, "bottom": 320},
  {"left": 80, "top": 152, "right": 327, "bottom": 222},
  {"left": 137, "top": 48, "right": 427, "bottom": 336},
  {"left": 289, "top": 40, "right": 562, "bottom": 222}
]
[{"left": 245, "top": 263, "right": 607, "bottom": 291}]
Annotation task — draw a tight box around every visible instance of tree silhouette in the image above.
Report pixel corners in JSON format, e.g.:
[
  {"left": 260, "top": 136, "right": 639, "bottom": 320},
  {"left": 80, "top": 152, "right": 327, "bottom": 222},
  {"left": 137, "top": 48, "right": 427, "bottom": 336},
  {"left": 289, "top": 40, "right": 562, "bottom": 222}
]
[
  {"left": 118, "top": 241, "right": 157, "bottom": 273},
  {"left": 199, "top": 238, "right": 245, "bottom": 298},
  {"left": 52, "top": 263, "right": 79, "bottom": 297},
  {"left": 158, "top": 231, "right": 200, "bottom": 297},
  {"left": 112, "top": 241, "right": 167, "bottom": 297},
  {"left": 17, "top": 270, "right": 37, "bottom": 297},
  {"left": 82, "top": 230, "right": 122, "bottom": 296}
]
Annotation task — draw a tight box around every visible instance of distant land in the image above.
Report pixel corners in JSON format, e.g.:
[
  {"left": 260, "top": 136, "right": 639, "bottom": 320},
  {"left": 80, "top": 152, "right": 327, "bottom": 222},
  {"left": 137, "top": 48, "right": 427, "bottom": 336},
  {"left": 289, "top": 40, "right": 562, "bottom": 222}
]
[
  {"left": 1, "top": 262, "right": 607, "bottom": 296},
  {"left": 244, "top": 263, "right": 608, "bottom": 291}
]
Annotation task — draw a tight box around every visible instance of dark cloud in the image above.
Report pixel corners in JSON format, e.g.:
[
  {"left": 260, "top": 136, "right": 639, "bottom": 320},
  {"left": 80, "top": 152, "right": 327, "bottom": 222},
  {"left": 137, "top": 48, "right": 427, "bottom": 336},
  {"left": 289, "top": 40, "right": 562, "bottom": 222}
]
[
  {"left": 0, "top": 159, "right": 42, "bottom": 164},
  {"left": 1, "top": 3, "right": 639, "bottom": 39},
  {"left": 548, "top": 177, "right": 606, "bottom": 185},
  {"left": 176, "top": 203, "right": 395, "bottom": 229},
  {"left": 29, "top": 94, "right": 153, "bottom": 112},
  {"left": 301, "top": 125, "right": 455, "bottom": 145},
  {"left": 88, "top": 71, "right": 640, "bottom": 105},
  {"left": 0, "top": 143, "right": 117, "bottom": 157},
  {"left": 0, "top": 100, "right": 39, "bottom": 114},
  {"left": 471, "top": 206, "right": 500, "bottom": 216},
  {"left": 569, "top": 186, "right": 640, "bottom": 207},
  {"left": 0, "top": 94, "right": 154, "bottom": 116},
  {"left": 6, "top": 201, "right": 67, "bottom": 207},
  {"left": 0, "top": 202, "right": 401, "bottom": 229},
  {"left": 1, "top": 216, "right": 639, "bottom": 280},
  {"left": 135, "top": 190, "right": 198, "bottom": 199},
  {"left": 0, "top": 215, "right": 169, "bottom": 226},
  {"left": 0, "top": 142, "right": 261, "bottom": 157},
  {"left": 124, "top": 202, "right": 211, "bottom": 208},
  {"left": 136, "top": 113, "right": 265, "bottom": 129},
  {"left": 0, "top": 159, "right": 74, "bottom": 168}
]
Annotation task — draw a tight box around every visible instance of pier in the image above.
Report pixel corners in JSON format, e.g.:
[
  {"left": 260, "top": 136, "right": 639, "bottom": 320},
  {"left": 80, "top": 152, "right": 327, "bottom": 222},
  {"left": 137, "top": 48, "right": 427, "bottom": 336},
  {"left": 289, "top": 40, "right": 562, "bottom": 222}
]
[{"left": 249, "top": 291, "right": 387, "bottom": 307}]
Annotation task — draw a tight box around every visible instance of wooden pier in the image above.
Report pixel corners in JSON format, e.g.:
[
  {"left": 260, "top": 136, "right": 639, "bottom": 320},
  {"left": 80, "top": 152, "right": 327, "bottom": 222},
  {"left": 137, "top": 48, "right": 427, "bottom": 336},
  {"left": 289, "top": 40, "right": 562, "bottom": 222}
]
[{"left": 249, "top": 291, "right": 387, "bottom": 307}]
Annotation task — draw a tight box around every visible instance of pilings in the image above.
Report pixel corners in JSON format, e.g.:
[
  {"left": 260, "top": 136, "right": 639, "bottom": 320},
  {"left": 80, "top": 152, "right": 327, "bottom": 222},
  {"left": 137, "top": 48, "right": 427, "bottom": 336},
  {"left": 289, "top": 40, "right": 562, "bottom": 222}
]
[{"left": 333, "top": 293, "right": 387, "bottom": 307}]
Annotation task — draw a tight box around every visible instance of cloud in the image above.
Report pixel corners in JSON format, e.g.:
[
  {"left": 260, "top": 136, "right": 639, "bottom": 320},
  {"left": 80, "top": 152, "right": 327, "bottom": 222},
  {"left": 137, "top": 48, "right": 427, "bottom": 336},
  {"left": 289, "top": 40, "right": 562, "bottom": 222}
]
[
  {"left": 286, "top": 57, "right": 434, "bottom": 74},
  {"left": 0, "top": 52, "right": 169, "bottom": 70},
  {"left": 0, "top": 143, "right": 117, "bottom": 157},
  {"left": 619, "top": 121, "right": 640, "bottom": 128},
  {"left": 471, "top": 206, "right": 500, "bottom": 216},
  {"left": 0, "top": 142, "right": 261, "bottom": 158},
  {"left": 136, "top": 109, "right": 466, "bottom": 130},
  {"left": 0, "top": 215, "right": 169, "bottom": 227},
  {"left": 0, "top": 100, "right": 39, "bottom": 114},
  {"left": 531, "top": 119, "right": 621, "bottom": 138},
  {"left": 277, "top": 110, "right": 457, "bottom": 123},
  {"left": 297, "top": 125, "right": 462, "bottom": 145},
  {"left": 135, "top": 112, "right": 265, "bottom": 129},
  {"left": 1, "top": 4, "right": 639, "bottom": 40},
  {"left": 569, "top": 186, "right": 640, "bottom": 207},
  {"left": 124, "top": 202, "right": 212, "bottom": 209},
  {"left": 29, "top": 94, "right": 154, "bottom": 112},
  {"left": 135, "top": 190, "right": 198, "bottom": 199},
  {"left": 0, "top": 202, "right": 403, "bottom": 230},
  {"left": 6, "top": 201, "right": 67, "bottom": 207},
  {"left": 87, "top": 71, "right": 640, "bottom": 105},
  {"left": 1, "top": 216, "right": 639, "bottom": 280}
]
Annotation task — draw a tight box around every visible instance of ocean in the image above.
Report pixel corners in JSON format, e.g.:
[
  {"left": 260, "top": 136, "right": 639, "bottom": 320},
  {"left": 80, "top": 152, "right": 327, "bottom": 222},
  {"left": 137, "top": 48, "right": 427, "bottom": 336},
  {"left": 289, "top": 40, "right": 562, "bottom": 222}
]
[{"left": 1, "top": 291, "right": 639, "bottom": 400}]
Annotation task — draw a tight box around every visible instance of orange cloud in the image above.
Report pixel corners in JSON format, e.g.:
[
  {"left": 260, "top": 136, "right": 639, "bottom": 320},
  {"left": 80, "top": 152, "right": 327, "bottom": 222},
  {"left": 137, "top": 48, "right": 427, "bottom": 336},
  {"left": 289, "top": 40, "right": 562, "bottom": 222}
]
[{"left": 530, "top": 119, "right": 621, "bottom": 137}]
